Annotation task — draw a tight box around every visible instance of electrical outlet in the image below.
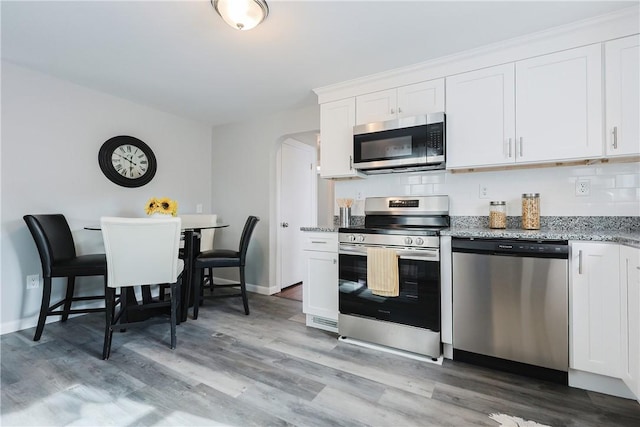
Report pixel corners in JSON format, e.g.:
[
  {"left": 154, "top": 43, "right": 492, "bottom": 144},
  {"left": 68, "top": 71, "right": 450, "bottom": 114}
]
[
  {"left": 26, "top": 274, "right": 40, "bottom": 289},
  {"left": 575, "top": 180, "right": 591, "bottom": 196},
  {"left": 479, "top": 184, "right": 489, "bottom": 199}
]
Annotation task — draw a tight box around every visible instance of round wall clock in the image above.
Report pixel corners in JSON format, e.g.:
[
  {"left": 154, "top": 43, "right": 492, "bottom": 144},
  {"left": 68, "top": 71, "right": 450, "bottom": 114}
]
[{"left": 98, "top": 136, "right": 157, "bottom": 188}]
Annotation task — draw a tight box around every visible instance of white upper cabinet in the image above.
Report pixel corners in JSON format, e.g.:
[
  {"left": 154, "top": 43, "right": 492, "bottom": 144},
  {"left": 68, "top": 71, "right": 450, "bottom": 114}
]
[
  {"left": 446, "top": 64, "right": 516, "bottom": 168},
  {"left": 516, "top": 44, "right": 603, "bottom": 163},
  {"left": 605, "top": 35, "right": 640, "bottom": 157},
  {"left": 446, "top": 44, "right": 603, "bottom": 169},
  {"left": 320, "top": 98, "right": 362, "bottom": 179},
  {"left": 355, "top": 79, "right": 445, "bottom": 125}
]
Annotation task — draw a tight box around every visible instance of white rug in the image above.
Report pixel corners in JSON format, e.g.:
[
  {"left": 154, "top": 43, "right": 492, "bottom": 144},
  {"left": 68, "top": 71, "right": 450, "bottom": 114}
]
[{"left": 489, "top": 413, "right": 551, "bottom": 427}]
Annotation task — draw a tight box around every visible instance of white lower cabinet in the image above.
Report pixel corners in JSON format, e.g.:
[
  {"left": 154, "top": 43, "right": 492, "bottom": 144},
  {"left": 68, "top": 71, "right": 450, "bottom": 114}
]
[
  {"left": 620, "top": 245, "right": 640, "bottom": 402},
  {"left": 302, "top": 232, "right": 338, "bottom": 332},
  {"left": 570, "top": 241, "right": 621, "bottom": 378}
]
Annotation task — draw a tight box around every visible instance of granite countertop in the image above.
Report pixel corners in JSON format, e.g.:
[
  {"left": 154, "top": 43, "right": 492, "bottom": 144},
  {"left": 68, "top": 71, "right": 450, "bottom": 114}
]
[
  {"left": 301, "top": 223, "right": 640, "bottom": 248},
  {"left": 441, "top": 227, "right": 640, "bottom": 248}
]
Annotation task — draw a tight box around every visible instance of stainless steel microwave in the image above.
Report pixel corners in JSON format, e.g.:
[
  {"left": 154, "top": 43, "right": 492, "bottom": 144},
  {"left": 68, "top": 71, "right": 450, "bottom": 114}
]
[{"left": 352, "top": 112, "right": 445, "bottom": 174}]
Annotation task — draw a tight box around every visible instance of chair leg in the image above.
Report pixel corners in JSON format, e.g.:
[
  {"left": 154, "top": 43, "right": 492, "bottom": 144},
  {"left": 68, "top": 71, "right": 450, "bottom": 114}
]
[
  {"left": 239, "top": 266, "right": 250, "bottom": 315},
  {"left": 170, "top": 281, "right": 178, "bottom": 349},
  {"left": 103, "top": 287, "right": 115, "bottom": 360},
  {"left": 193, "top": 267, "right": 201, "bottom": 320},
  {"left": 176, "top": 275, "right": 182, "bottom": 326},
  {"left": 33, "top": 277, "right": 53, "bottom": 341},
  {"left": 62, "top": 276, "right": 76, "bottom": 322}
]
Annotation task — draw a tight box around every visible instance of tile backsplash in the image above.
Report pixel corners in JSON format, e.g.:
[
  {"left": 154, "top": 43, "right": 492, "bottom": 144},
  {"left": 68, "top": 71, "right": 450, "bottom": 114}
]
[{"left": 334, "top": 161, "right": 640, "bottom": 217}]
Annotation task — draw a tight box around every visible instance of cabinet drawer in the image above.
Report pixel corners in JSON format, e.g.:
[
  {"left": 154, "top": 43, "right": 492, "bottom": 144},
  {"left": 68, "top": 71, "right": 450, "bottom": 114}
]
[{"left": 303, "top": 233, "right": 338, "bottom": 252}]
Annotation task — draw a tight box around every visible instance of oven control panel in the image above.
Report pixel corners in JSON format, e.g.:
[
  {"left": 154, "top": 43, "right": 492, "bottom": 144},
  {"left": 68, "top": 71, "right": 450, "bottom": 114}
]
[{"left": 339, "top": 233, "right": 439, "bottom": 248}]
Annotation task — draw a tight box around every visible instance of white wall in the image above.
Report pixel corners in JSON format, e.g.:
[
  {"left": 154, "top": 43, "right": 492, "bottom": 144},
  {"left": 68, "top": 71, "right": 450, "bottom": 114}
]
[
  {"left": 0, "top": 62, "right": 213, "bottom": 334},
  {"left": 335, "top": 162, "right": 640, "bottom": 218},
  {"left": 210, "top": 104, "right": 320, "bottom": 293}
]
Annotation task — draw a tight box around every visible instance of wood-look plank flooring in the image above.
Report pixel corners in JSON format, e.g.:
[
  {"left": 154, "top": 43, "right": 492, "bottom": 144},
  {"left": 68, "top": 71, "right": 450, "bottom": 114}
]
[{"left": 2, "top": 291, "right": 639, "bottom": 427}]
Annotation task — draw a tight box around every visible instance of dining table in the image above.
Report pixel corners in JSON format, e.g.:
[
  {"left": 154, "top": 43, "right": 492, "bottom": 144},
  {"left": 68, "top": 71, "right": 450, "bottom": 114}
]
[{"left": 85, "top": 220, "right": 228, "bottom": 323}]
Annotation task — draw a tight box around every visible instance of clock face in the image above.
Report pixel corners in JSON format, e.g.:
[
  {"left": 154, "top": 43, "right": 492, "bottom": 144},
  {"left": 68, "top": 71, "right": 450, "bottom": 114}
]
[
  {"left": 99, "top": 136, "right": 157, "bottom": 187},
  {"left": 111, "top": 144, "right": 149, "bottom": 179}
]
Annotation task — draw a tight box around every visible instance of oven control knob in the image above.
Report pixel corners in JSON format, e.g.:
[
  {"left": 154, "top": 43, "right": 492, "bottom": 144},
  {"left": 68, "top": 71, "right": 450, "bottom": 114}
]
[
  {"left": 404, "top": 237, "right": 413, "bottom": 245},
  {"left": 348, "top": 234, "right": 356, "bottom": 242},
  {"left": 357, "top": 235, "right": 365, "bottom": 243},
  {"left": 415, "top": 237, "right": 424, "bottom": 246}
]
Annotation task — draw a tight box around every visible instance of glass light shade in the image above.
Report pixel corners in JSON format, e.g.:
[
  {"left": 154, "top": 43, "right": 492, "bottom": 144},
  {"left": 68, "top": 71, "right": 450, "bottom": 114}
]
[{"left": 213, "top": 0, "right": 269, "bottom": 31}]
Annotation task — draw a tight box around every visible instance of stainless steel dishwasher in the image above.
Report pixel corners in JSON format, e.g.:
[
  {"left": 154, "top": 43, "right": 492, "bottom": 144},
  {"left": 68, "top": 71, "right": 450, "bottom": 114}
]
[{"left": 452, "top": 238, "right": 569, "bottom": 384}]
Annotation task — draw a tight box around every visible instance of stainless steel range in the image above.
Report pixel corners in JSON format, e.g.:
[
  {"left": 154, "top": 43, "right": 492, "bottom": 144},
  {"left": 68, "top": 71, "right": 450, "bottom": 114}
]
[{"left": 338, "top": 195, "right": 449, "bottom": 358}]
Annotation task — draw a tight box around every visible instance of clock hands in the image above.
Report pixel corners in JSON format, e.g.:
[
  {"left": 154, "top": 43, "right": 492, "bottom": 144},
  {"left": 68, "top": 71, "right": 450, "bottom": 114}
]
[{"left": 113, "top": 152, "right": 139, "bottom": 167}]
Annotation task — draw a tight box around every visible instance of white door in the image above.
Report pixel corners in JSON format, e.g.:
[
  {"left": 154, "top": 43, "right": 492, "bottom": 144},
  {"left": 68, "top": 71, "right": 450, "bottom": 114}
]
[
  {"left": 397, "top": 79, "right": 445, "bottom": 118},
  {"left": 355, "top": 89, "right": 396, "bottom": 124},
  {"left": 320, "top": 98, "right": 359, "bottom": 178},
  {"left": 279, "top": 138, "right": 317, "bottom": 290},
  {"left": 605, "top": 35, "right": 640, "bottom": 157},
  {"left": 445, "top": 63, "right": 516, "bottom": 168},
  {"left": 516, "top": 44, "right": 603, "bottom": 163}
]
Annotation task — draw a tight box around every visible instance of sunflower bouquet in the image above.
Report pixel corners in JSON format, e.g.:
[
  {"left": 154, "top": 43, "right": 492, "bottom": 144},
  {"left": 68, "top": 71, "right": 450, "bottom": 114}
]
[{"left": 145, "top": 197, "right": 178, "bottom": 217}]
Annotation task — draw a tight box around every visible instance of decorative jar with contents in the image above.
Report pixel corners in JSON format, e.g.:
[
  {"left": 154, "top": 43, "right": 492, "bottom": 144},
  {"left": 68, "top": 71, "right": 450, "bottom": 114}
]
[
  {"left": 489, "top": 201, "right": 507, "bottom": 229},
  {"left": 521, "top": 193, "right": 540, "bottom": 230}
]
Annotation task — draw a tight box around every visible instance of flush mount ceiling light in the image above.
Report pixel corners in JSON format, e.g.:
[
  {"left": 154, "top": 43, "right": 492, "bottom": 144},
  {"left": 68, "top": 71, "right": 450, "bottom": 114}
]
[{"left": 212, "top": 0, "right": 269, "bottom": 31}]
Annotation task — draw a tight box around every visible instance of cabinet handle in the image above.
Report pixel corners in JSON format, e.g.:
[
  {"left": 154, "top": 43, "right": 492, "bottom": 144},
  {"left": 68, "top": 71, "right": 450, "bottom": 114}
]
[
  {"left": 333, "top": 259, "right": 337, "bottom": 265},
  {"left": 349, "top": 155, "right": 353, "bottom": 170},
  {"left": 578, "top": 250, "right": 583, "bottom": 274},
  {"left": 311, "top": 240, "right": 326, "bottom": 244},
  {"left": 390, "top": 108, "right": 395, "bottom": 114},
  {"left": 398, "top": 107, "right": 402, "bottom": 113},
  {"left": 508, "top": 138, "right": 512, "bottom": 158},
  {"left": 613, "top": 126, "right": 618, "bottom": 149},
  {"left": 519, "top": 137, "right": 524, "bottom": 157}
]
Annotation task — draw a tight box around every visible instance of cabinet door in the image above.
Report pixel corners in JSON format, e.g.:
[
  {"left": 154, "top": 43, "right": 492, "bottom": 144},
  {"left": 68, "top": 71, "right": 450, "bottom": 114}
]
[
  {"left": 605, "top": 35, "right": 640, "bottom": 157},
  {"left": 516, "top": 44, "right": 603, "bottom": 163},
  {"left": 355, "top": 89, "right": 396, "bottom": 124},
  {"left": 303, "top": 250, "right": 338, "bottom": 320},
  {"left": 445, "top": 63, "right": 516, "bottom": 168},
  {"left": 397, "top": 79, "right": 445, "bottom": 118},
  {"left": 620, "top": 245, "right": 640, "bottom": 400},
  {"left": 320, "top": 98, "right": 360, "bottom": 179},
  {"left": 570, "top": 242, "right": 621, "bottom": 378}
]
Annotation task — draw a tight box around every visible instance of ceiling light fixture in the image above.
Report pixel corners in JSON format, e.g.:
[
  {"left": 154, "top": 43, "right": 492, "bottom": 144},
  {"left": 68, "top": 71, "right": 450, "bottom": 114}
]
[{"left": 212, "top": 0, "right": 269, "bottom": 31}]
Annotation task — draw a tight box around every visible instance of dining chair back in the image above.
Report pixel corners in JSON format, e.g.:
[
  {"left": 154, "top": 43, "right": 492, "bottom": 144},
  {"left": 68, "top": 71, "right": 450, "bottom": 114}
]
[
  {"left": 180, "top": 214, "right": 218, "bottom": 251},
  {"left": 192, "top": 215, "right": 259, "bottom": 319},
  {"left": 100, "top": 216, "right": 183, "bottom": 360},
  {"left": 23, "top": 214, "right": 107, "bottom": 341}
]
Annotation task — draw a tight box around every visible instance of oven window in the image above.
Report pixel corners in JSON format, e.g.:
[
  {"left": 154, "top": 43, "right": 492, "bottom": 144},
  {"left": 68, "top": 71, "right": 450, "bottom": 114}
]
[{"left": 338, "top": 253, "right": 440, "bottom": 330}]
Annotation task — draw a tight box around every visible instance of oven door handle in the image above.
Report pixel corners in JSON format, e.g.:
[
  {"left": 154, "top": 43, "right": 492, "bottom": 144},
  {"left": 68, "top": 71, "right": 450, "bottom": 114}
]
[{"left": 339, "top": 245, "right": 439, "bottom": 261}]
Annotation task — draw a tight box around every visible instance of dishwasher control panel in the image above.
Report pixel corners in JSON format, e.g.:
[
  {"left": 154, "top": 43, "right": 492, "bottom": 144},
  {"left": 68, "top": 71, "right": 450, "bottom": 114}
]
[{"left": 452, "top": 238, "right": 569, "bottom": 258}]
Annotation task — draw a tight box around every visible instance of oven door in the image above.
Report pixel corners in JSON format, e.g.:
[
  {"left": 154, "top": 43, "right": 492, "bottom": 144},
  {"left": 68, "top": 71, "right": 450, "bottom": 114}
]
[{"left": 338, "top": 244, "right": 440, "bottom": 331}]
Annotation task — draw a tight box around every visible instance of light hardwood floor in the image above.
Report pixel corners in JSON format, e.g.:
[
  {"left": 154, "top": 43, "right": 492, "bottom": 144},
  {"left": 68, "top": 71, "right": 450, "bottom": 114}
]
[{"left": 2, "top": 291, "right": 639, "bottom": 427}]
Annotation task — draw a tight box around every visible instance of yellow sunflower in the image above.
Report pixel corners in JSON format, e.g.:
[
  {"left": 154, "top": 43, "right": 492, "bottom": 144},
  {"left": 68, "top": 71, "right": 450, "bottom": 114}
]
[
  {"left": 145, "top": 197, "right": 160, "bottom": 215},
  {"left": 144, "top": 197, "right": 178, "bottom": 216}
]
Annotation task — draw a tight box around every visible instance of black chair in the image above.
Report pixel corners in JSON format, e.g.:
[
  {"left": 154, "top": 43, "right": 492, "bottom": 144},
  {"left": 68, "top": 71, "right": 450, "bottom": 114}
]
[
  {"left": 23, "top": 214, "right": 107, "bottom": 341},
  {"left": 192, "top": 216, "right": 259, "bottom": 319}
]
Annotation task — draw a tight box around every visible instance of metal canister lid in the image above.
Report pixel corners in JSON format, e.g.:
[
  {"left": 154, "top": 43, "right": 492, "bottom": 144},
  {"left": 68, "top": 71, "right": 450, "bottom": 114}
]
[
  {"left": 522, "top": 193, "right": 540, "bottom": 198},
  {"left": 490, "top": 201, "right": 506, "bottom": 205}
]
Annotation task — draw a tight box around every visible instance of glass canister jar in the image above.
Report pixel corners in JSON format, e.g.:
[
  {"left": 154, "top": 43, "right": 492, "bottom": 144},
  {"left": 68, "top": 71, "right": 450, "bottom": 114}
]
[
  {"left": 522, "top": 193, "right": 540, "bottom": 230},
  {"left": 489, "top": 201, "right": 507, "bottom": 229}
]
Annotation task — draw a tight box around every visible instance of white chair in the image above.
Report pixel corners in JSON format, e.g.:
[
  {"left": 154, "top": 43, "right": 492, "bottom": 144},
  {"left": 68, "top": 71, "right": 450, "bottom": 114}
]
[
  {"left": 180, "top": 214, "right": 218, "bottom": 252},
  {"left": 100, "top": 217, "right": 183, "bottom": 360},
  {"left": 179, "top": 214, "right": 217, "bottom": 293}
]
